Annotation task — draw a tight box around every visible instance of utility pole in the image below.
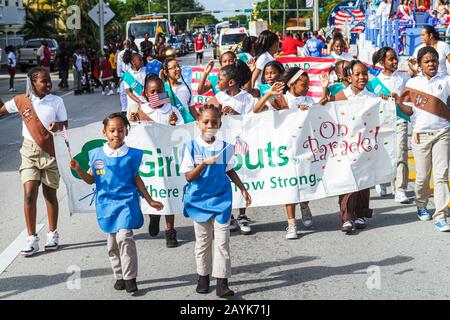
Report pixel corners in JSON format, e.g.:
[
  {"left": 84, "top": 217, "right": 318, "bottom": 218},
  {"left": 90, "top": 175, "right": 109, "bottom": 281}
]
[
  {"left": 296, "top": 0, "right": 299, "bottom": 26},
  {"left": 313, "top": 0, "right": 319, "bottom": 31},
  {"left": 167, "top": 0, "right": 171, "bottom": 33},
  {"left": 148, "top": 0, "right": 151, "bottom": 14},
  {"left": 283, "top": 0, "right": 286, "bottom": 37},
  {"left": 99, "top": 0, "right": 105, "bottom": 54},
  {"left": 268, "top": 0, "right": 271, "bottom": 27}
]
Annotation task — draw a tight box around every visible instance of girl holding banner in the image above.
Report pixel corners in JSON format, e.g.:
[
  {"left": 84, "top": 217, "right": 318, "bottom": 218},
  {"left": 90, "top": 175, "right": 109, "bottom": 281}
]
[
  {"left": 396, "top": 47, "right": 450, "bottom": 232},
  {"left": 367, "top": 47, "right": 411, "bottom": 203},
  {"left": 197, "top": 51, "right": 237, "bottom": 96},
  {"left": 0, "top": 67, "right": 68, "bottom": 256},
  {"left": 123, "top": 53, "right": 147, "bottom": 114},
  {"left": 162, "top": 58, "right": 196, "bottom": 123},
  {"left": 321, "top": 60, "right": 378, "bottom": 233}
]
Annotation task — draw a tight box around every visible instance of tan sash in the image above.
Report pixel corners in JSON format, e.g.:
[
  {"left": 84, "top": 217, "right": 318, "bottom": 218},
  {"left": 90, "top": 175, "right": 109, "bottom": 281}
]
[
  {"left": 14, "top": 94, "right": 55, "bottom": 157},
  {"left": 137, "top": 108, "right": 151, "bottom": 121},
  {"left": 400, "top": 87, "right": 450, "bottom": 122},
  {"left": 334, "top": 90, "right": 348, "bottom": 101}
]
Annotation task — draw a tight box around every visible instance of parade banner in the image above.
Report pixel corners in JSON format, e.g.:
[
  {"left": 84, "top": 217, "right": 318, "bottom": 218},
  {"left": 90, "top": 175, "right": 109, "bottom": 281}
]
[{"left": 55, "top": 98, "right": 396, "bottom": 215}]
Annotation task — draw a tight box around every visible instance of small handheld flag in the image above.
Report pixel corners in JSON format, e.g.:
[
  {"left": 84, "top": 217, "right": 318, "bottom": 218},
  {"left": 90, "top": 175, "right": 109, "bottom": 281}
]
[
  {"left": 60, "top": 125, "right": 72, "bottom": 159},
  {"left": 234, "top": 135, "right": 249, "bottom": 156},
  {"left": 148, "top": 92, "right": 170, "bottom": 109}
]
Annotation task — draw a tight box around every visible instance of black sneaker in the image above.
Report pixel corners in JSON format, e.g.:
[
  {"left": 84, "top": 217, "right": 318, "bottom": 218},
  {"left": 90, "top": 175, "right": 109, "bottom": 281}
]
[
  {"left": 124, "top": 278, "right": 138, "bottom": 293},
  {"left": 148, "top": 214, "right": 161, "bottom": 237},
  {"left": 165, "top": 229, "right": 179, "bottom": 248},
  {"left": 114, "top": 279, "right": 125, "bottom": 290}
]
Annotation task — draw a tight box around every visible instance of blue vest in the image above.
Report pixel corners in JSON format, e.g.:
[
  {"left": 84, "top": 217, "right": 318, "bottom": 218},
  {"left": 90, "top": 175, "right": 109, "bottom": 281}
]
[
  {"left": 88, "top": 147, "right": 144, "bottom": 233},
  {"left": 182, "top": 139, "right": 233, "bottom": 224}
]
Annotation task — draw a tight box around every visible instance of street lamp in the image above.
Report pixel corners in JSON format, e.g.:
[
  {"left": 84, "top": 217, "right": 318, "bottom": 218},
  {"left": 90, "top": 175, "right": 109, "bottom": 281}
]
[
  {"left": 283, "top": 0, "right": 286, "bottom": 37},
  {"left": 268, "top": 0, "right": 271, "bottom": 27},
  {"left": 167, "top": 0, "right": 171, "bottom": 33}
]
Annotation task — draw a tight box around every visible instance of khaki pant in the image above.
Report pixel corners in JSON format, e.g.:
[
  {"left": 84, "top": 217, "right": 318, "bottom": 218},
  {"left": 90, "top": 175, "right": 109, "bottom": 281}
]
[
  {"left": 107, "top": 229, "right": 138, "bottom": 280},
  {"left": 193, "top": 217, "right": 231, "bottom": 279},
  {"left": 391, "top": 120, "right": 409, "bottom": 193},
  {"left": 412, "top": 128, "right": 449, "bottom": 220},
  {"left": 19, "top": 139, "right": 60, "bottom": 189}
]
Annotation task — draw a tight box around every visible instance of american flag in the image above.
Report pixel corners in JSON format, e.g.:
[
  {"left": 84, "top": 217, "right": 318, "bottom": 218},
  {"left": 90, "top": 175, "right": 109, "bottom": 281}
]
[
  {"left": 329, "top": 1, "right": 365, "bottom": 33},
  {"left": 147, "top": 92, "right": 170, "bottom": 109},
  {"left": 234, "top": 136, "right": 249, "bottom": 156},
  {"left": 60, "top": 125, "right": 72, "bottom": 158}
]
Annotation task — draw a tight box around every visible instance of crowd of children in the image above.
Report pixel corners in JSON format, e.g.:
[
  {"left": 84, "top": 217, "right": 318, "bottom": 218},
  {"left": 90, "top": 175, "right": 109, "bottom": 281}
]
[{"left": 0, "top": 25, "right": 449, "bottom": 297}]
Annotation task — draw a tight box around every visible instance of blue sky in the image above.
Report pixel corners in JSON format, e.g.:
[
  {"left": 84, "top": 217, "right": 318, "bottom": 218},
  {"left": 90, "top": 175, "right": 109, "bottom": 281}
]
[{"left": 198, "top": 0, "right": 255, "bottom": 20}]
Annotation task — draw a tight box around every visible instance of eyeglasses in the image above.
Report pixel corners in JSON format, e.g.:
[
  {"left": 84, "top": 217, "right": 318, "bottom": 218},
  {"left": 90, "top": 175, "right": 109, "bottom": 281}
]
[{"left": 168, "top": 65, "right": 181, "bottom": 70}]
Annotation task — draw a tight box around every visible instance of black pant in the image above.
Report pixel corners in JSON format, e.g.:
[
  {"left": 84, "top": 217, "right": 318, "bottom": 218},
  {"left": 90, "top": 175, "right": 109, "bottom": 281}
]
[{"left": 59, "top": 69, "right": 69, "bottom": 88}]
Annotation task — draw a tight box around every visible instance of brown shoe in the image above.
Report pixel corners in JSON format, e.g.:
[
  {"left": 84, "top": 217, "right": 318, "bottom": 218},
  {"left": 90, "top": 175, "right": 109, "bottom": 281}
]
[
  {"left": 216, "top": 278, "right": 234, "bottom": 298},
  {"left": 196, "top": 274, "right": 210, "bottom": 294}
]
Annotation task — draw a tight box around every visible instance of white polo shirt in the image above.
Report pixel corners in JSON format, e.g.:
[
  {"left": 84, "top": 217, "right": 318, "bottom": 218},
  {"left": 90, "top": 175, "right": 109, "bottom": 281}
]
[
  {"left": 404, "top": 74, "right": 450, "bottom": 132},
  {"left": 413, "top": 41, "right": 450, "bottom": 77},
  {"left": 255, "top": 51, "right": 275, "bottom": 86},
  {"left": 140, "top": 102, "right": 184, "bottom": 125},
  {"left": 5, "top": 94, "right": 67, "bottom": 142},
  {"left": 215, "top": 90, "right": 257, "bottom": 115},
  {"left": 124, "top": 68, "right": 147, "bottom": 105},
  {"left": 179, "top": 136, "right": 236, "bottom": 174},
  {"left": 342, "top": 85, "right": 378, "bottom": 100},
  {"left": 172, "top": 83, "right": 192, "bottom": 109},
  {"left": 284, "top": 91, "right": 315, "bottom": 110}
]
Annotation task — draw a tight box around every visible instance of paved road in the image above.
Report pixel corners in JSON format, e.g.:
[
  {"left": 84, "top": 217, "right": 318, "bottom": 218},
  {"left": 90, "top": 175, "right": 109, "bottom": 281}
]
[{"left": 1, "top": 49, "right": 449, "bottom": 301}]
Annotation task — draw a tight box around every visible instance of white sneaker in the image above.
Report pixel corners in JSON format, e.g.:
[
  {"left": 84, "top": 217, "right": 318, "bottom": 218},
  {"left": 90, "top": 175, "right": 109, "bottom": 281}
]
[
  {"left": 236, "top": 215, "right": 251, "bottom": 235},
  {"left": 300, "top": 206, "right": 313, "bottom": 228},
  {"left": 102, "top": 91, "right": 106, "bottom": 96},
  {"left": 107, "top": 90, "right": 114, "bottom": 96},
  {"left": 375, "top": 184, "right": 387, "bottom": 197},
  {"left": 395, "top": 190, "right": 410, "bottom": 204},
  {"left": 285, "top": 224, "right": 298, "bottom": 239},
  {"left": 9, "top": 88, "right": 17, "bottom": 92},
  {"left": 44, "top": 230, "right": 59, "bottom": 251},
  {"left": 21, "top": 235, "right": 40, "bottom": 257},
  {"left": 229, "top": 218, "right": 239, "bottom": 232}
]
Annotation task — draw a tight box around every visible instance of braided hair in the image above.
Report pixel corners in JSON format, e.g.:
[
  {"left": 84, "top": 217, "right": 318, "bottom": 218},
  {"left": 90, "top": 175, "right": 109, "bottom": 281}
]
[
  {"left": 220, "top": 59, "right": 252, "bottom": 89},
  {"left": 372, "top": 46, "right": 395, "bottom": 66},
  {"left": 26, "top": 67, "right": 50, "bottom": 96},
  {"left": 417, "top": 46, "right": 439, "bottom": 64},
  {"left": 163, "top": 58, "right": 192, "bottom": 106},
  {"left": 103, "top": 112, "right": 131, "bottom": 130},
  {"left": 198, "top": 104, "right": 222, "bottom": 119}
]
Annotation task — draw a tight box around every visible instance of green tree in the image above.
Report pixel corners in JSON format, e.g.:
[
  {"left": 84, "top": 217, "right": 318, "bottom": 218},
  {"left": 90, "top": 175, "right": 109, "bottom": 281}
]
[
  {"left": 21, "top": 5, "right": 58, "bottom": 38},
  {"left": 191, "top": 15, "right": 219, "bottom": 27}
]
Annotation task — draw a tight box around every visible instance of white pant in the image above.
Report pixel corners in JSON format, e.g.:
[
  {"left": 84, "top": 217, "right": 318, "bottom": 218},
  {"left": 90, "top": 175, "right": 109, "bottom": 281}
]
[
  {"left": 107, "top": 229, "right": 138, "bottom": 280},
  {"left": 412, "top": 128, "right": 449, "bottom": 220},
  {"left": 391, "top": 120, "right": 409, "bottom": 193},
  {"left": 193, "top": 217, "right": 231, "bottom": 279},
  {"left": 119, "top": 81, "right": 128, "bottom": 112}
]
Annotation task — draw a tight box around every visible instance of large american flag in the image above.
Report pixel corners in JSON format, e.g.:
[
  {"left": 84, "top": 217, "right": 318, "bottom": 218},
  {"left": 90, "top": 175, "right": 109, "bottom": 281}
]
[{"left": 329, "top": 1, "right": 365, "bottom": 33}]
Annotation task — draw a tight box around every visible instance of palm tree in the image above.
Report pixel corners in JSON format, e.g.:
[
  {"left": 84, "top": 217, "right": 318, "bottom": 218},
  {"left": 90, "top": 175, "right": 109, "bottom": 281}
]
[{"left": 21, "top": 7, "right": 58, "bottom": 38}]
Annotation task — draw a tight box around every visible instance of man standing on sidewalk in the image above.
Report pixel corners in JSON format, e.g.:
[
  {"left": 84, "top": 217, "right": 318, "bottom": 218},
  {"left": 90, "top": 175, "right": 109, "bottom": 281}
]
[{"left": 194, "top": 33, "right": 206, "bottom": 65}]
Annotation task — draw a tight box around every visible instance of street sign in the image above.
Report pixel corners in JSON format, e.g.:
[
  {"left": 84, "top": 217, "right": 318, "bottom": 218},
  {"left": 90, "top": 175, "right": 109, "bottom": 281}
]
[{"left": 88, "top": 3, "right": 115, "bottom": 27}]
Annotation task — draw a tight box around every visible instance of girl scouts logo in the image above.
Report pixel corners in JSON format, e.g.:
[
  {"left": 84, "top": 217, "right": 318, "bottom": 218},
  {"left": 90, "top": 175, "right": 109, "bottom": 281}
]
[{"left": 93, "top": 160, "right": 106, "bottom": 175}]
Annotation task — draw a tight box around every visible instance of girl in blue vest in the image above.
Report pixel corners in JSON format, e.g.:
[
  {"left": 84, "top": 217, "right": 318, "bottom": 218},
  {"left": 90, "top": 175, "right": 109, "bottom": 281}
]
[
  {"left": 70, "top": 112, "right": 163, "bottom": 293},
  {"left": 180, "top": 105, "right": 251, "bottom": 297}
]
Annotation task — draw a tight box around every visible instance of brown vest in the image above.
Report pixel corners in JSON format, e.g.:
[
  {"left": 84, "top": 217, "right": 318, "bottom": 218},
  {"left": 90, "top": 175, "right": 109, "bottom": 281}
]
[
  {"left": 14, "top": 94, "right": 55, "bottom": 157},
  {"left": 400, "top": 87, "right": 450, "bottom": 122}
]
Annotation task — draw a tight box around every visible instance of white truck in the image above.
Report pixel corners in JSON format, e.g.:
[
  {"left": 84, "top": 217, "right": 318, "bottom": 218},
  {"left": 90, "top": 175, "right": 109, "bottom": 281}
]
[
  {"left": 126, "top": 15, "right": 168, "bottom": 50},
  {"left": 17, "top": 38, "right": 59, "bottom": 71}
]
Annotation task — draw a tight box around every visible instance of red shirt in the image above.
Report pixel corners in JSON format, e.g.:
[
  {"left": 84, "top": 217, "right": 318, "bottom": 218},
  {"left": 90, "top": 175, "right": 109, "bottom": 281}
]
[
  {"left": 281, "top": 36, "right": 304, "bottom": 55},
  {"left": 39, "top": 47, "right": 51, "bottom": 67},
  {"left": 194, "top": 38, "right": 205, "bottom": 52}
]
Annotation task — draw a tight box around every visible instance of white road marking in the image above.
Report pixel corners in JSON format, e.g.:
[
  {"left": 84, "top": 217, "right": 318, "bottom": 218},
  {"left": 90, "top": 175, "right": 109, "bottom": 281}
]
[
  {"left": 0, "top": 224, "right": 44, "bottom": 275},
  {"left": 60, "top": 90, "right": 74, "bottom": 98}
]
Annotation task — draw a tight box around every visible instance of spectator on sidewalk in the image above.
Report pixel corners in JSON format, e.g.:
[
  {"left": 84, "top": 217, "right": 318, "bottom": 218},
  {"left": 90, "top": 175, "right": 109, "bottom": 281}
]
[
  {"left": 5, "top": 45, "right": 17, "bottom": 92},
  {"left": 55, "top": 44, "right": 70, "bottom": 90}
]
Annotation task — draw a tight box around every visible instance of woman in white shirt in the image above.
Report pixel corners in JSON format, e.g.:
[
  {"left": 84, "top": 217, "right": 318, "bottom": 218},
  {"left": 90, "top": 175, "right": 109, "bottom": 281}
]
[
  {"left": 397, "top": 46, "right": 450, "bottom": 232},
  {"left": 252, "top": 30, "right": 279, "bottom": 88},
  {"left": 410, "top": 25, "right": 450, "bottom": 77}
]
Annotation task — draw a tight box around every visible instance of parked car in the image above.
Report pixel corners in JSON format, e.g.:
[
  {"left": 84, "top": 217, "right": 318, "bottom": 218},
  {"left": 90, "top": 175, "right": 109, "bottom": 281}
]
[
  {"left": 168, "top": 35, "right": 186, "bottom": 56},
  {"left": 18, "top": 38, "right": 59, "bottom": 71},
  {"left": 184, "top": 33, "right": 194, "bottom": 52}
]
